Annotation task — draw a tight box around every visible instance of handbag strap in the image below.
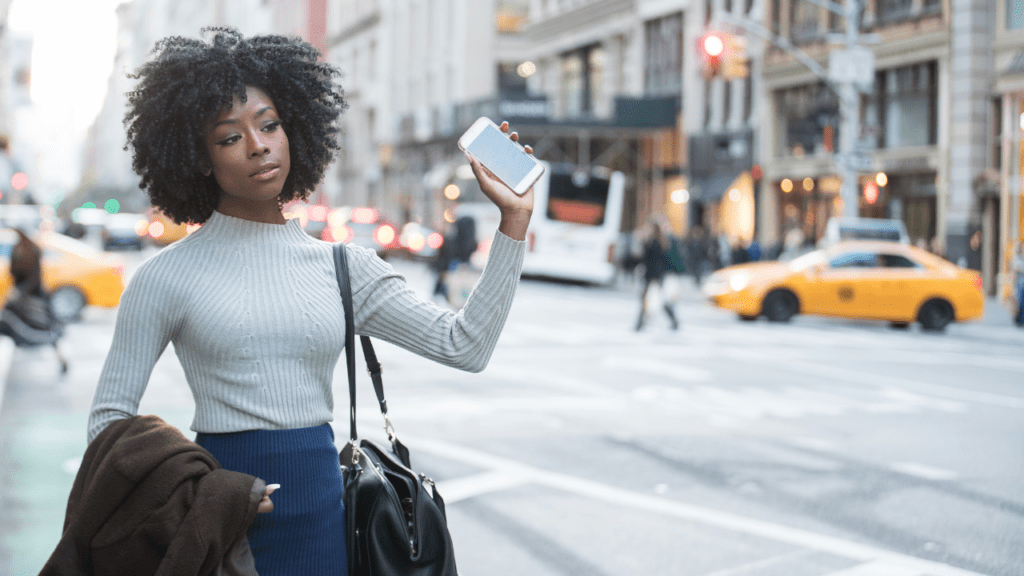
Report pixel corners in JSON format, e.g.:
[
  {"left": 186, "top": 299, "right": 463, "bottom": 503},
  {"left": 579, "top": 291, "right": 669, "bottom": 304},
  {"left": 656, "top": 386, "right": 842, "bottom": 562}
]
[{"left": 333, "top": 243, "right": 391, "bottom": 444}]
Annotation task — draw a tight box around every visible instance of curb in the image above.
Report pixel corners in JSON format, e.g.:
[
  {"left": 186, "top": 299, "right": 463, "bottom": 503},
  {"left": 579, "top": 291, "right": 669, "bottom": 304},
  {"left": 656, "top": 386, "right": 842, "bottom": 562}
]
[{"left": 0, "top": 336, "right": 15, "bottom": 417}]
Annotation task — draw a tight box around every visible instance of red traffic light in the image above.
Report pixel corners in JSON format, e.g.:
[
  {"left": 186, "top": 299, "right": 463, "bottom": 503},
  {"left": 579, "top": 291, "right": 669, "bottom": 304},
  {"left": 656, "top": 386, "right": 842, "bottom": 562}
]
[{"left": 701, "top": 34, "right": 725, "bottom": 57}]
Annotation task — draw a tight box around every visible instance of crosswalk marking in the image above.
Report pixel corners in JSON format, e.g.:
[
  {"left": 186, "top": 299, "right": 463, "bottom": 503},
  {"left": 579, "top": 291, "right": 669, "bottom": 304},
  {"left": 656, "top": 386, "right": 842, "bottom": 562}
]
[
  {"left": 819, "top": 560, "right": 924, "bottom": 576},
  {"left": 411, "top": 437, "right": 988, "bottom": 576}
]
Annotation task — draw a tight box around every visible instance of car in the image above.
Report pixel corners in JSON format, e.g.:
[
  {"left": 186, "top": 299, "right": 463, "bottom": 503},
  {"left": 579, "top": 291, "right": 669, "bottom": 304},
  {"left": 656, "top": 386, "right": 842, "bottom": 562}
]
[
  {"left": 320, "top": 207, "right": 401, "bottom": 259},
  {"left": 0, "top": 228, "right": 126, "bottom": 323},
  {"left": 397, "top": 222, "right": 444, "bottom": 261},
  {"left": 703, "top": 240, "right": 984, "bottom": 331},
  {"left": 102, "top": 213, "right": 149, "bottom": 251}
]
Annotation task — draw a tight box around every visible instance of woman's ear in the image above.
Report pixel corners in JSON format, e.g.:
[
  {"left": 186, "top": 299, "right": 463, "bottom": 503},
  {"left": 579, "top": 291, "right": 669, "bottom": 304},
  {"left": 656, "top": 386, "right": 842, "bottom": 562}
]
[{"left": 197, "top": 160, "right": 212, "bottom": 177}]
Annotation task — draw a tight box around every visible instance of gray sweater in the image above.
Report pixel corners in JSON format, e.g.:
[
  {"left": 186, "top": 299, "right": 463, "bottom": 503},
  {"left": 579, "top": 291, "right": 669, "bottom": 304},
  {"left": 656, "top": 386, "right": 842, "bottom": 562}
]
[{"left": 88, "top": 210, "right": 525, "bottom": 443}]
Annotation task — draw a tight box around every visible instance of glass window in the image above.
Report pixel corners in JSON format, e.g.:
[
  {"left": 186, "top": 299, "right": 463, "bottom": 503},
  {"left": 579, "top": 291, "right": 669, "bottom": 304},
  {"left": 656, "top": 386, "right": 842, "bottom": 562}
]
[
  {"left": 790, "top": 0, "right": 822, "bottom": 43},
  {"left": 829, "top": 252, "right": 879, "bottom": 268},
  {"left": 879, "top": 254, "right": 919, "bottom": 268},
  {"left": 877, "top": 0, "right": 913, "bottom": 22},
  {"left": 1010, "top": 0, "right": 1024, "bottom": 29},
  {"left": 644, "top": 13, "right": 684, "bottom": 97},
  {"left": 561, "top": 52, "right": 584, "bottom": 117},
  {"left": 546, "top": 171, "right": 610, "bottom": 226},
  {"left": 876, "top": 61, "right": 937, "bottom": 149},
  {"left": 776, "top": 82, "right": 840, "bottom": 157}
]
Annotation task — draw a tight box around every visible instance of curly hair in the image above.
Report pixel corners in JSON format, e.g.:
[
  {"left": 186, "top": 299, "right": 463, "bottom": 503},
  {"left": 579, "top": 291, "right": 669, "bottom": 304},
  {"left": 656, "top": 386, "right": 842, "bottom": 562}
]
[{"left": 124, "top": 27, "right": 347, "bottom": 224}]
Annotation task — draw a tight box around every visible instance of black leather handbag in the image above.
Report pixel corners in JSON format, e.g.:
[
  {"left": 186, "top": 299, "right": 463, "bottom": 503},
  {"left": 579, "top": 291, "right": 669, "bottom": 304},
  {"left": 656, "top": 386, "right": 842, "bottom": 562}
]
[{"left": 333, "top": 243, "right": 458, "bottom": 576}]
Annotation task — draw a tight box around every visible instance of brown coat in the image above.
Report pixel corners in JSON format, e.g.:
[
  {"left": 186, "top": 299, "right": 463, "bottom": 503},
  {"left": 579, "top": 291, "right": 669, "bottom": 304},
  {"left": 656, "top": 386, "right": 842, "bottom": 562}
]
[{"left": 40, "top": 415, "right": 264, "bottom": 576}]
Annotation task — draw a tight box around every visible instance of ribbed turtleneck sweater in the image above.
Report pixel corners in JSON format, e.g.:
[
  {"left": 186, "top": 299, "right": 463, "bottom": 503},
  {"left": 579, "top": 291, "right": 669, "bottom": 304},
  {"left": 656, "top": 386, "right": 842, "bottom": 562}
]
[{"left": 88, "top": 210, "right": 525, "bottom": 443}]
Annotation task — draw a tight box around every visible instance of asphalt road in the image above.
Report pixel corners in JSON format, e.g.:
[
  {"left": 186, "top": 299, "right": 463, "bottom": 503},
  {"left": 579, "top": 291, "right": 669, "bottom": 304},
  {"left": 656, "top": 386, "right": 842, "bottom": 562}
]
[{"left": 1, "top": 250, "right": 1022, "bottom": 576}]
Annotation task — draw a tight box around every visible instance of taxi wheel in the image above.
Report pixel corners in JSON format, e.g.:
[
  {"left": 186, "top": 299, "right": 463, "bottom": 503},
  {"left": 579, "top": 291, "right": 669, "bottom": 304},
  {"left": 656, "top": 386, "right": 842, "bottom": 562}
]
[
  {"left": 918, "top": 299, "right": 953, "bottom": 332},
  {"left": 763, "top": 290, "right": 798, "bottom": 323},
  {"left": 50, "top": 287, "right": 87, "bottom": 324}
]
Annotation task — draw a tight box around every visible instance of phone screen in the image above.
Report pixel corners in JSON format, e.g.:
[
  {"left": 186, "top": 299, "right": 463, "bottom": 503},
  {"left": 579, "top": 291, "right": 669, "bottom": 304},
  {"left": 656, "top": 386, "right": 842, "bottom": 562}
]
[{"left": 465, "top": 123, "right": 537, "bottom": 188}]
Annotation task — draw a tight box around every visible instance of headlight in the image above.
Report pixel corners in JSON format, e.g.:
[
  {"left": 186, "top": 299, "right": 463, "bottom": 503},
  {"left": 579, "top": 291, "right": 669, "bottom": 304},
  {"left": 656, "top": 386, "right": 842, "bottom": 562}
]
[{"left": 729, "top": 272, "right": 750, "bottom": 292}]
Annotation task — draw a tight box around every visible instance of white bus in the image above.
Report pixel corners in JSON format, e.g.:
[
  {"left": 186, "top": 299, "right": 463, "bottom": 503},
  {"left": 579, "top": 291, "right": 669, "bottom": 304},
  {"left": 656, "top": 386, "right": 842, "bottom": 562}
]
[{"left": 520, "top": 162, "right": 625, "bottom": 285}]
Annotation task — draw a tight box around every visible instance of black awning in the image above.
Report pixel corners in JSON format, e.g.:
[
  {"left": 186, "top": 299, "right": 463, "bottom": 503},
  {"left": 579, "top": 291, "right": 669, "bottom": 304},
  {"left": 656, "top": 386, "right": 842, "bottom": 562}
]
[{"left": 689, "top": 171, "right": 743, "bottom": 203}]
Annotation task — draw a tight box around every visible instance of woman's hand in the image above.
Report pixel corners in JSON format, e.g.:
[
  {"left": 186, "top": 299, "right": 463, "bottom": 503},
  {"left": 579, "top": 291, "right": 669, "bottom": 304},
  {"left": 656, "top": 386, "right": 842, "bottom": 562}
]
[
  {"left": 465, "top": 121, "right": 535, "bottom": 241},
  {"left": 257, "top": 484, "right": 278, "bottom": 514}
]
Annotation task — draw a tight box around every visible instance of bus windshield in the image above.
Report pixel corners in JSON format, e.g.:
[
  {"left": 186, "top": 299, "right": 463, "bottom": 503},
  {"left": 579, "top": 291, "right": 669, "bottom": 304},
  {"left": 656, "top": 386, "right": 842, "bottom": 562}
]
[{"left": 546, "top": 172, "right": 609, "bottom": 226}]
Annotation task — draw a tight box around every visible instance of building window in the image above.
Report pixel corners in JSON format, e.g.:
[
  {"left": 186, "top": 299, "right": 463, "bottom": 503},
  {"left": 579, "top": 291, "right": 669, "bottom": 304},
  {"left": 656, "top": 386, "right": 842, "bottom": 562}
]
[
  {"left": 776, "top": 82, "right": 840, "bottom": 157},
  {"left": 790, "top": 0, "right": 822, "bottom": 43},
  {"left": 876, "top": 0, "right": 913, "bottom": 22},
  {"left": 498, "top": 62, "right": 529, "bottom": 96},
  {"left": 771, "top": 0, "right": 783, "bottom": 34},
  {"left": 1009, "top": 0, "right": 1024, "bottom": 29},
  {"left": 560, "top": 44, "right": 604, "bottom": 118},
  {"left": 704, "top": 79, "right": 713, "bottom": 128},
  {"left": 644, "top": 12, "right": 683, "bottom": 97},
  {"left": 992, "top": 97, "right": 1003, "bottom": 171},
  {"left": 871, "top": 61, "right": 938, "bottom": 148},
  {"left": 743, "top": 76, "right": 753, "bottom": 123}
]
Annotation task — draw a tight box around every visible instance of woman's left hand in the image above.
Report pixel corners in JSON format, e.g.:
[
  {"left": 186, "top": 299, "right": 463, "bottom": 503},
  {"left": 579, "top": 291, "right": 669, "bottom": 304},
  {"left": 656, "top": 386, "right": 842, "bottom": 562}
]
[{"left": 465, "top": 121, "right": 535, "bottom": 241}]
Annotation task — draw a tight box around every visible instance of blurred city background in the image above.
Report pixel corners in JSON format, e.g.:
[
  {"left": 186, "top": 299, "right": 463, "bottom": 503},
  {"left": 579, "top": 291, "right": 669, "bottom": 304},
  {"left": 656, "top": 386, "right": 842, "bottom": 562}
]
[{"left": 0, "top": 0, "right": 1023, "bottom": 575}]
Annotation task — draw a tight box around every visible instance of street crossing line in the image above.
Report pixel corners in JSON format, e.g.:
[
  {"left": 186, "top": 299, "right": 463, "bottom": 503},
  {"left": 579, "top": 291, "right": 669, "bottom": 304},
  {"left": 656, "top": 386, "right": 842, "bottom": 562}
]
[
  {"left": 695, "top": 549, "right": 816, "bottom": 576},
  {"left": 819, "top": 560, "right": 924, "bottom": 576},
  {"left": 735, "top": 353, "right": 1024, "bottom": 410},
  {"left": 411, "top": 437, "right": 989, "bottom": 576}
]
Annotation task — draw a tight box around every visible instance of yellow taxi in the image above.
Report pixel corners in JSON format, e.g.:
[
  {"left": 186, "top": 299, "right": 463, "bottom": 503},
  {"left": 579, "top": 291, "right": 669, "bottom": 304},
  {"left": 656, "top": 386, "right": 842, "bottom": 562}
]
[
  {"left": 703, "top": 240, "right": 984, "bottom": 331},
  {"left": 0, "top": 228, "right": 125, "bottom": 323}
]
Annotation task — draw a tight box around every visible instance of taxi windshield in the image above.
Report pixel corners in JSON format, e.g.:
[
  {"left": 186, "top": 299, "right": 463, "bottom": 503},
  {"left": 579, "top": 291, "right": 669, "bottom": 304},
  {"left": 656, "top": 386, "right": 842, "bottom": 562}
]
[{"left": 789, "top": 250, "right": 826, "bottom": 271}]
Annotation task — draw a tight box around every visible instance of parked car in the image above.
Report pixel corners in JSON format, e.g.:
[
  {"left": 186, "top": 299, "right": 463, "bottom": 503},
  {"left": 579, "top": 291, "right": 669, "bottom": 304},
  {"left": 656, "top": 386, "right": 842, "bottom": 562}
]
[
  {"left": 0, "top": 227, "right": 125, "bottom": 323},
  {"left": 397, "top": 222, "right": 444, "bottom": 261},
  {"left": 102, "top": 213, "right": 149, "bottom": 251},
  {"left": 703, "top": 240, "right": 983, "bottom": 331},
  {"left": 322, "top": 207, "right": 401, "bottom": 259}
]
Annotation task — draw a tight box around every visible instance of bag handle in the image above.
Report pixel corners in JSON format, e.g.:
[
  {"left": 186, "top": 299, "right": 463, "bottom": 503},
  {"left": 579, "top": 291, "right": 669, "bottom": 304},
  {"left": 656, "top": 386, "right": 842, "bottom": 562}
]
[{"left": 333, "top": 244, "right": 391, "bottom": 444}]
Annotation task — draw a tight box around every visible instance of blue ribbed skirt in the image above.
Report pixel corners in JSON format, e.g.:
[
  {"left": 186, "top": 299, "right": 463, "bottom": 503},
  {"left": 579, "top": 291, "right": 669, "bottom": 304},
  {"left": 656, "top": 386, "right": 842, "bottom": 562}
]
[{"left": 196, "top": 423, "right": 348, "bottom": 576}]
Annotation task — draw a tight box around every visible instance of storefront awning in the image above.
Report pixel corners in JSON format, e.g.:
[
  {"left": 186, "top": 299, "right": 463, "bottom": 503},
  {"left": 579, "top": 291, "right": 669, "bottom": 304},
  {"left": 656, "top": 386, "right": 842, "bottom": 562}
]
[{"left": 689, "top": 170, "right": 744, "bottom": 203}]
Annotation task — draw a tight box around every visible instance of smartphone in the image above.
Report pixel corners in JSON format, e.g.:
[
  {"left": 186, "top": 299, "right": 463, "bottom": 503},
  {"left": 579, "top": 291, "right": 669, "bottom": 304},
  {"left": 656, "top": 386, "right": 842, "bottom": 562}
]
[{"left": 458, "top": 117, "right": 545, "bottom": 195}]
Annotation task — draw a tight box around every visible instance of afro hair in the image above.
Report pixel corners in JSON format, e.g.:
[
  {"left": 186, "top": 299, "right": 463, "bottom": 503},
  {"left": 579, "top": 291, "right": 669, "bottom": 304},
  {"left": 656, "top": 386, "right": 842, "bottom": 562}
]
[{"left": 124, "top": 27, "right": 347, "bottom": 224}]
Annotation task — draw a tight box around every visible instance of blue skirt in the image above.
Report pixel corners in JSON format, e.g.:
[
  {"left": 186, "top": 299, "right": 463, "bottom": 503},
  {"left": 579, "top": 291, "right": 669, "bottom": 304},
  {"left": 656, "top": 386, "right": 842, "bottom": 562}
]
[{"left": 196, "top": 424, "right": 348, "bottom": 576}]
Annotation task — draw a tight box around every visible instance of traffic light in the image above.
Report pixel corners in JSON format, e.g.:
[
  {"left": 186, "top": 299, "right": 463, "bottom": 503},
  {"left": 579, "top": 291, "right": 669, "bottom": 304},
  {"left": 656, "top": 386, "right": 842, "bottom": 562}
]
[
  {"left": 698, "top": 33, "right": 725, "bottom": 78},
  {"left": 697, "top": 31, "right": 749, "bottom": 79},
  {"left": 723, "top": 34, "right": 749, "bottom": 79}
]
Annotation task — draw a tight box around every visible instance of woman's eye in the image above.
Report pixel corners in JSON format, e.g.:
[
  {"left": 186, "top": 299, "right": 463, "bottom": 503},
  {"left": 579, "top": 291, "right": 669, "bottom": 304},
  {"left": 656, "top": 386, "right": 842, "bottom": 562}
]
[
  {"left": 262, "top": 121, "right": 281, "bottom": 132},
  {"left": 216, "top": 135, "right": 240, "bottom": 146}
]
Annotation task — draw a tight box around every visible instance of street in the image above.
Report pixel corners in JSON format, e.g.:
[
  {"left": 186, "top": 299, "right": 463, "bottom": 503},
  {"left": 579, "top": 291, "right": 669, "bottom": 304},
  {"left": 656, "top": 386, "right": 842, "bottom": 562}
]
[{"left": 2, "top": 251, "right": 1023, "bottom": 576}]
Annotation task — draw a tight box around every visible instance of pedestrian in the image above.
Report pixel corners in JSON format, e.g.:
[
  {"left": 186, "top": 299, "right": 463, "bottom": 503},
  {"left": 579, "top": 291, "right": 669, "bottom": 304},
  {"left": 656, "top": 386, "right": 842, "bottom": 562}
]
[
  {"left": 1013, "top": 240, "right": 1024, "bottom": 327},
  {"left": 635, "top": 217, "right": 679, "bottom": 331},
  {"left": 0, "top": 226, "right": 67, "bottom": 373},
  {"left": 83, "top": 28, "right": 534, "bottom": 574},
  {"left": 686, "top": 225, "right": 709, "bottom": 287}
]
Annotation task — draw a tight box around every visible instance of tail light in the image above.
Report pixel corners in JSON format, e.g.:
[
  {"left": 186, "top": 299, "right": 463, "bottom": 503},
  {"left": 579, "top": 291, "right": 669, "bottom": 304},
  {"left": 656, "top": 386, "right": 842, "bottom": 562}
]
[
  {"left": 607, "top": 244, "right": 615, "bottom": 263},
  {"left": 374, "top": 224, "right": 396, "bottom": 246},
  {"left": 112, "top": 263, "right": 125, "bottom": 276},
  {"left": 527, "top": 232, "right": 535, "bottom": 252},
  {"left": 426, "top": 232, "right": 444, "bottom": 250},
  {"left": 334, "top": 225, "right": 354, "bottom": 243},
  {"left": 407, "top": 233, "right": 426, "bottom": 252},
  {"left": 973, "top": 274, "right": 983, "bottom": 291}
]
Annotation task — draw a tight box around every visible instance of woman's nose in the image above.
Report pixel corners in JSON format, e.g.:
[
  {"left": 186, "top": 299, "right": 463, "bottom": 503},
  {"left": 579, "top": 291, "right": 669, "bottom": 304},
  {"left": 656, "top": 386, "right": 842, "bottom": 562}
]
[{"left": 249, "top": 134, "right": 270, "bottom": 157}]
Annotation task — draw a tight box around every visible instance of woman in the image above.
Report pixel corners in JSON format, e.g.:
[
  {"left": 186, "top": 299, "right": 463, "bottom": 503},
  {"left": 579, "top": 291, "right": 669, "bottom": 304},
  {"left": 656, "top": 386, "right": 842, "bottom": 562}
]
[
  {"left": 635, "top": 217, "right": 679, "bottom": 331},
  {"left": 87, "top": 28, "right": 533, "bottom": 574}
]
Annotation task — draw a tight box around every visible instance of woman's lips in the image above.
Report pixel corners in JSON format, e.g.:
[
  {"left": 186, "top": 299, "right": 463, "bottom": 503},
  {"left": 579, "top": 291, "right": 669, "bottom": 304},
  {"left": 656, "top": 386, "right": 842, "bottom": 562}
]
[{"left": 252, "top": 166, "right": 279, "bottom": 181}]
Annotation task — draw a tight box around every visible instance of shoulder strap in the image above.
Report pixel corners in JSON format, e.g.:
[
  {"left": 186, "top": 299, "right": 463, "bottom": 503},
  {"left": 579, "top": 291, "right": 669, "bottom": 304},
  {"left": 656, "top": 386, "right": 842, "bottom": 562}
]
[
  {"left": 334, "top": 243, "right": 358, "bottom": 443},
  {"left": 333, "top": 244, "right": 390, "bottom": 444}
]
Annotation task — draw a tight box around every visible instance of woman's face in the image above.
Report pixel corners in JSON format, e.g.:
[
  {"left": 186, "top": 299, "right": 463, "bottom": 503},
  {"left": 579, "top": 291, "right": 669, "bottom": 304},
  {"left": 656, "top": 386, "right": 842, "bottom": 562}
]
[{"left": 205, "top": 86, "right": 291, "bottom": 212}]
